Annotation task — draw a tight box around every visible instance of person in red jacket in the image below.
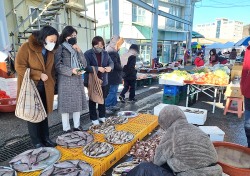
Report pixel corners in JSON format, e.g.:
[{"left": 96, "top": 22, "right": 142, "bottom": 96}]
[
  {"left": 194, "top": 51, "right": 204, "bottom": 67},
  {"left": 240, "top": 42, "right": 250, "bottom": 148}
]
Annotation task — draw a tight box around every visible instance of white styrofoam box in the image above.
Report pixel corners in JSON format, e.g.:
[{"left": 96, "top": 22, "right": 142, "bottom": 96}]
[
  {"left": 159, "top": 78, "right": 184, "bottom": 86},
  {"left": 0, "top": 78, "right": 17, "bottom": 97},
  {"left": 154, "top": 103, "right": 207, "bottom": 125},
  {"left": 199, "top": 126, "right": 225, "bottom": 141}
]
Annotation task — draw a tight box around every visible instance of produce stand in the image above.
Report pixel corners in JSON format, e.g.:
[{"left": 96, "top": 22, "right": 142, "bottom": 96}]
[
  {"left": 17, "top": 114, "right": 158, "bottom": 176},
  {"left": 185, "top": 83, "right": 228, "bottom": 113}
]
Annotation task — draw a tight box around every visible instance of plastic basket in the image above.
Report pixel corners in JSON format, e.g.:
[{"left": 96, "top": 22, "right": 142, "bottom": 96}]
[{"left": 163, "top": 85, "right": 180, "bottom": 96}]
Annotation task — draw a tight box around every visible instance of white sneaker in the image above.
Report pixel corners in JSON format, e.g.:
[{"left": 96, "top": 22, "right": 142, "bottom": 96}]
[
  {"left": 92, "top": 120, "right": 100, "bottom": 125},
  {"left": 99, "top": 117, "right": 106, "bottom": 123}
]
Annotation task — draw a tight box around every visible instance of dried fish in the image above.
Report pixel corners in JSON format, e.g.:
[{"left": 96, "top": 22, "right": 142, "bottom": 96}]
[
  {"left": 105, "top": 131, "right": 134, "bottom": 144},
  {"left": 89, "top": 124, "right": 115, "bottom": 134},
  {"left": 112, "top": 160, "right": 140, "bottom": 176},
  {"left": 83, "top": 142, "right": 114, "bottom": 158},
  {"left": 184, "top": 109, "right": 204, "bottom": 114},
  {"left": 105, "top": 116, "right": 128, "bottom": 125},
  {"left": 56, "top": 131, "right": 94, "bottom": 148},
  {"left": 40, "top": 160, "right": 93, "bottom": 176},
  {"left": 0, "top": 167, "right": 15, "bottom": 176},
  {"left": 9, "top": 147, "right": 60, "bottom": 172}
]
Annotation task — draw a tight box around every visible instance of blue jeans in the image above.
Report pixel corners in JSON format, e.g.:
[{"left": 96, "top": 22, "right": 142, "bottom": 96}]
[
  {"left": 105, "top": 84, "right": 119, "bottom": 107},
  {"left": 244, "top": 97, "right": 250, "bottom": 147}
]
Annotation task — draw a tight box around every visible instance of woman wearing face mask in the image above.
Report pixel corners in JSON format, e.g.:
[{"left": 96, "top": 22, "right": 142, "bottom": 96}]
[
  {"left": 15, "top": 26, "right": 59, "bottom": 148},
  {"left": 84, "top": 36, "right": 114, "bottom": 125},
  {"left": 55, "top": 26, "right": 88, "bottom": 133}
]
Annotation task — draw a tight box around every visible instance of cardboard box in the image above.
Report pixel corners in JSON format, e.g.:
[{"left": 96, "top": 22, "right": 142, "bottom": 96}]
[
  {"left": 232, "top": 65, "right": 243, "bottom": 71},
  {"left": 231, "top": 69, "right": 242, "bottom": 80},
  {"left": 154, "top": 104, "right": 207, "bottom": 125},
  {"left": 199, "top": 126, "right": 225, "bottom": 141},
  {"left": 225, "top": 84, "right": 242, "bottom": 98}
]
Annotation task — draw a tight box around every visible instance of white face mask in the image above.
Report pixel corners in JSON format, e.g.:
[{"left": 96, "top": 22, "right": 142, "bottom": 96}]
[{"left": 44, "top": 40, "right": 55, "bottom": 51}]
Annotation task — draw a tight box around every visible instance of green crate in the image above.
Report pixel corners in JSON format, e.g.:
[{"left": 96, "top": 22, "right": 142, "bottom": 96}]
[
  {"left": 180, "top": 91, "right": 187, "bottom": 100},
  {"left": 162, "top": 94, "right": 180, "bottom": 105},
  {"left": 144, "top": 78, "right": 152, "bottom": 85}
]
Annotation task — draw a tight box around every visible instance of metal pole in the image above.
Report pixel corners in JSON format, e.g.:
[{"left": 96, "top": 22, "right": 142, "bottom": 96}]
[
  {"left": 93, "top": 0, "right": 96, "bottom": 36},
  {"left": 109, "top": 0, "right": 112, "bottom": 38},
  {"left": 151, "top": 0, "right": 159, "bottom": 62},
  {"left": 83, "top": 0, "right": 89, "bottom": 49},
  {"left": 0, "top": 0, "right": 10, "bottom": 51},
  {"left": 37, "top": 8, "right": 41, "bottom": 30},
  {"left": 111, "top": 0, "right": 119, "bottom": 35}
]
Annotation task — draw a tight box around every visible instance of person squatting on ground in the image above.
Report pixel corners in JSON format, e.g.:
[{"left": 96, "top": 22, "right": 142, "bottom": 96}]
[
  {"left": 240, "top": 41, "right": 250, "bottom": 148},
  {"left": 84, "top": 36, "right": 114, "bottom": 125},
  {"left": 105, "top": 35, "right": 124, "bottom": 115},
  {"left": 55, "top": 26, "right": 88, "bottom": 134},
  {"left": 127, "top": 105, "right": 222, "bottom": 176},
  {"left": 15, "top": 26, "right": 59, "bottom": 148},
  {"left": 119, "top": 44, "right": 139, "bottom": 103}
]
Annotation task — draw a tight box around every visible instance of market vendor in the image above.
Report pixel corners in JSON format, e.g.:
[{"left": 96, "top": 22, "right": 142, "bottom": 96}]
[
  {"left": 194, "top": 51, "right": 204, "bottom": 67},
  {"left": 209, "top": 48, "right": 219, "bottom": 66},
  {"left": 127, "top": 105, "right": 222, "bottom": 176}
]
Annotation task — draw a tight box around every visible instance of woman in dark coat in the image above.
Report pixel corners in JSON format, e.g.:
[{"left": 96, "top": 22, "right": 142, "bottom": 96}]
[
  {"left": 15, "top": 26, "right": 59, "bottom": 148},
  {"left": 55, "top": 26, "right": 88, "bottom": 133},
  {"left": 119, "top": 44, "right": 138, "bottom": 103},
  {"left": 84, "top": 36, "right": 114, "bottom": 125}
]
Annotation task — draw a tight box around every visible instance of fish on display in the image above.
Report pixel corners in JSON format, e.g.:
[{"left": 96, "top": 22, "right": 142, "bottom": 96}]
[
  {"left": 40, "top": 160, "right": 93, "bottom": 176},
  {"left": 89, "top": 124, "right": 115, "bottom": 134},
  {"left": 9, "top": 147, "right": 60, "bottom": 172},
  {"left": 56, "top": 131, "right": 94, "bottom": 148},
  {"left": 129, "top": 134, "right": 162, "bottom": 162},
  {"left": 112, "top": 160, "right": 140, "bottom": 176},
  {"left": 105, "top": 130, "right": 134, "bottom": 144},
  {"left": 83, "top": 142, "right": 114, "bottom": 158},
  {"left": 0, "top": 166, "right": 16, "bottom": 176},
  {"left": 105, "top": 116, "right": 128, "bottom": 125}
]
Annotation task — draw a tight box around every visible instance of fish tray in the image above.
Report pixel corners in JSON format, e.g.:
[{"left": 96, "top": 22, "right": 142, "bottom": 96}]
[{"left": 83, "top": 142, "right": 114, "bottom": 158}]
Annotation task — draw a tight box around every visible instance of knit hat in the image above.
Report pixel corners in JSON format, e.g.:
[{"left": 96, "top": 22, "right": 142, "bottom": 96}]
[{"left": 129, "top": 44, "right": 139, "bottom": 53}]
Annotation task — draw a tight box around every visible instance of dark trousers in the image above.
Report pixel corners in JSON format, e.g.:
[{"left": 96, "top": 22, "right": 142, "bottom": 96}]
[
  {"left": 244, "top": 97, "right": 250, "bottom": 147},
  {"left": 120, "top": 79, "right": 136, "bottom": 100},
  {"left": 89, "top": 85, "right": 108, "bottom": 120},
  {"left": 127, "top": 162, "right": 174, "bottom": 176},
  {"left": 27, "top": 83, "right": 49, "bottom": 145}
]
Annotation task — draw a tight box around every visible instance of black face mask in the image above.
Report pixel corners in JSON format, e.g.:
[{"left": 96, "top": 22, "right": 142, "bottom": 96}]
[{"left": 68, "top": 37, "right": 77, "bottom": 45}]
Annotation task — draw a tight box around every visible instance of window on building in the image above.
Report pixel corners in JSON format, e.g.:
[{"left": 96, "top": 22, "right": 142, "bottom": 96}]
[
  {"left": 29, "top": 7, "right": 43, "bottom": 29},
  {"left": 104, "top": 0, "right": 109, "bottom": 17},
  {"left": 216, "top": 20, "right": 221, "bottom": 38},
  {"left": 132, "top": 4, "right": 146, "bottom": 23}
]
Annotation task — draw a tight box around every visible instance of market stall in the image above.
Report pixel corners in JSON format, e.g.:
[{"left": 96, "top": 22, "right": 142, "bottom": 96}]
[
  {"left": 159, "top": 65, "right": 230, "bottom": 113},
  {"left": 5, "top": 114, "right": 158, "bottom": 176}
]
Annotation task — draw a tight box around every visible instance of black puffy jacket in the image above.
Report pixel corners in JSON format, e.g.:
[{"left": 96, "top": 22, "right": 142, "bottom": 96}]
[
  {"left": 123, "top": 55, "right": 137, "bottom": 80},
  {"left": 108, "top": 51, "right": 123, "bottom": 85}
]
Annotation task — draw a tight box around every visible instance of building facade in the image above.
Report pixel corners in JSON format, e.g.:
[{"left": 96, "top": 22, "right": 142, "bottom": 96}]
[
  {"left": 2, "top": 0, "right": 95, "bottom": 56},
  {"left": 194, "top": 18, "right": 243, "bottom": 41},
  {"left": 243, "top": 24, "right": 250, "bottom": 38},
  {"left": 85, "top": 0, "right": 196, "bottom": 64}
]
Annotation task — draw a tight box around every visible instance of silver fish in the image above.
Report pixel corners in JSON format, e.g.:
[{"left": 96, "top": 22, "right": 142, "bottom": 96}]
[
  {"left": 36, "top": 152, "right": 50, "bottom": 163},
  {"left": 12, "top": 163, "right": 29, "bottom": 172},
  {"left": 31, "top": 148, "right": 43, "bottom": 155},
  {"left": 53, "top": 161, "right": 75, "bottom": 168},
  {"left": 40, "top": 166, "right": 54, "bottom": 176}
]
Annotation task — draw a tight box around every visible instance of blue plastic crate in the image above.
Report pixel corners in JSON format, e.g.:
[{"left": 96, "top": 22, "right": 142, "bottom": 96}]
[
  {"left": 163, "top": 85, "right": 180, "bottom": 96},
  {"left": 179, "top": 85, "right": 187, "bottom": 93}
]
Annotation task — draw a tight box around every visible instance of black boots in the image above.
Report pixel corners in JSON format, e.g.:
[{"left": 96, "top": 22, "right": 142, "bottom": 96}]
[{"left": 42, "top": 138, "right": 57, "bottom": 147}]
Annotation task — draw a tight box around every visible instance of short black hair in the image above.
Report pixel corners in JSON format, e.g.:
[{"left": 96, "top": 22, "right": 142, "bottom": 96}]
[
  {"left": 32, "top": 25, "right": 59, "bottom": 49},
  {"left": 59, "top": 26, "right": 78, "bottom": 44},
  {"left": 197, "top": 51, "right": 203, "bottom": 56},
  {"left": 232, "top": 48, "right": 236, "bottom": 51},
  {"left": 92, "top": 36, "right": 105, "bottom": 47}
]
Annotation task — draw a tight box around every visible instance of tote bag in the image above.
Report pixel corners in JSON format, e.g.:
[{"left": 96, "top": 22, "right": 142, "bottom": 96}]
[{"left": 15, "top": 68, "right": 47, "bottom": 123}]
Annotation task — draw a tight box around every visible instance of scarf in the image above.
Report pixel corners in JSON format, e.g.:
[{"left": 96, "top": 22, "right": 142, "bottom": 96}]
[{"left": 62, "top": 42, "right": 81, "bottom": 68}]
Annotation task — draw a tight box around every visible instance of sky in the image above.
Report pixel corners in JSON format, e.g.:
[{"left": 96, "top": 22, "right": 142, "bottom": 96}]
[{"left": 193, "top": 0, "right": 250, "bottom": 26}]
